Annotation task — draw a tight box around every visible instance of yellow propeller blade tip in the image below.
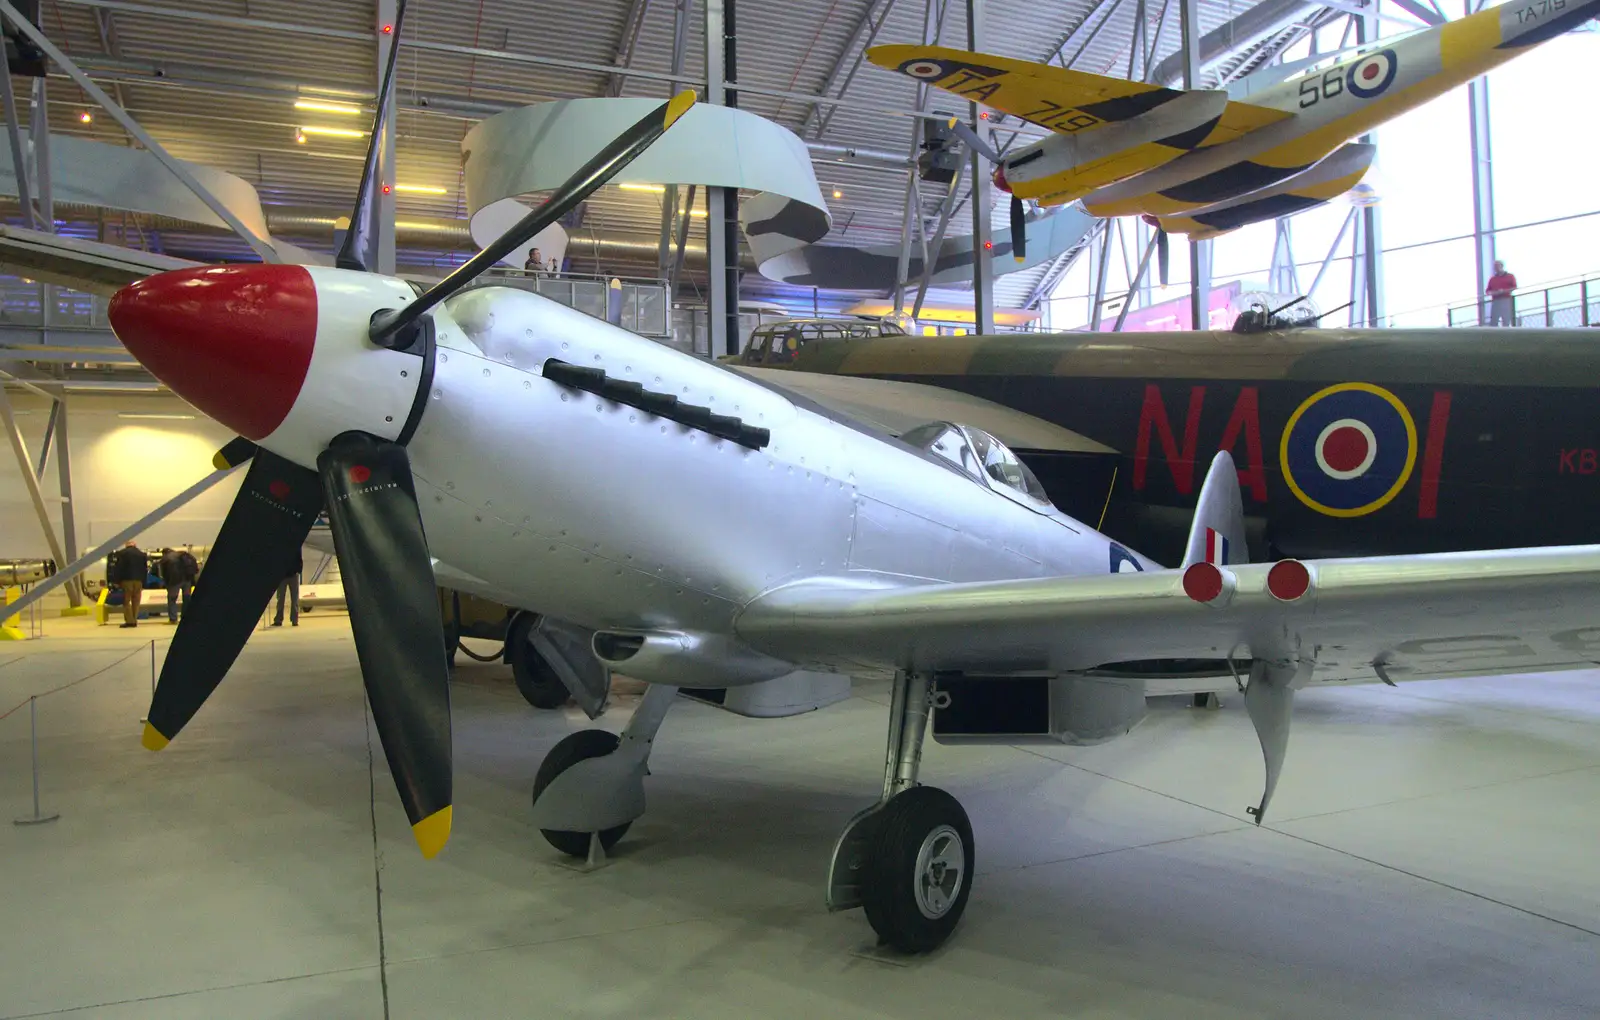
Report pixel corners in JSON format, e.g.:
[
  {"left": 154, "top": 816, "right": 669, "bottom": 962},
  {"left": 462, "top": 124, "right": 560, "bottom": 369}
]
[
  {"left": 141, "top": 722, "right": 170, "bottom": 752},
  {"left": 412, "top": 805, "right": 452, "bottom": 859},
  {"left": 664, "top": 90, "right": 697, "bottom": 129}
]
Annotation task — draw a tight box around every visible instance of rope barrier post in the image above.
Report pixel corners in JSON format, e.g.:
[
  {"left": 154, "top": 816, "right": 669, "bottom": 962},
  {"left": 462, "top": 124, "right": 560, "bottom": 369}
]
[{"left": 13, "top": 696, "right": 60, "bottom": 826}]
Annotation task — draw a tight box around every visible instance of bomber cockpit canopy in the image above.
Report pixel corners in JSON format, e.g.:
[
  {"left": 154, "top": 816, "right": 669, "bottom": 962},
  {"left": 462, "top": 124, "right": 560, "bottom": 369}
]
[{"left": 899, "top": 421, "right": 1054, "bottom": 509}]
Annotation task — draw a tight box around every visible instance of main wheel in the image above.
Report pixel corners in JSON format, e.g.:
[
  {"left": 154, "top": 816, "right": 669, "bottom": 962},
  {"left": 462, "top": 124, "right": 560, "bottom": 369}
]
[
  {"left": 507, "top": 615, "right": 569, "bottom": 710},
  {"left": 860, "top": 786, "right": 973, "bottom": 953},
  {"left": 532, "top": 729, "right": 632, "bottom": 857}
]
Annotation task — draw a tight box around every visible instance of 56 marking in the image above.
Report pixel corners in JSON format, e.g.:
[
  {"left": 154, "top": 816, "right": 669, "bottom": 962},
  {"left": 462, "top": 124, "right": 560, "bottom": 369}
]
[
  {"left": 1297, "top": 69, "right": 1345, "bottom": 108},
  {"left": 1515, "top": 0, "right": 1566, "bottom": 23}
]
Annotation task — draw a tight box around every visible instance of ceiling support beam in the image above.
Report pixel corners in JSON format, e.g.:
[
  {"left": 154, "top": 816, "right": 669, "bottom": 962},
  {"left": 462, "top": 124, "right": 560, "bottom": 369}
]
[
  {"left": 805, "top": 0, "right": 900, "bottom": 140},
  {"left": 606, "top": 0, "right": 654, "bottom": 97},
  {"left": 0, "top": 0, "right": 279, "bottom": 262}
]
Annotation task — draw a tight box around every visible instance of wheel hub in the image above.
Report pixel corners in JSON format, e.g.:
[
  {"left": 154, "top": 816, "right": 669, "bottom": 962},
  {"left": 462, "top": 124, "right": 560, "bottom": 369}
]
[{"left": 913, "top": 823, "right": 965, "bottom": 919}]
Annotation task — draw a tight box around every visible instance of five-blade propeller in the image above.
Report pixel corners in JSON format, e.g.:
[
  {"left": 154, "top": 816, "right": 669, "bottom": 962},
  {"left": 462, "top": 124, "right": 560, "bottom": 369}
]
[{"left": 137, "top": 6, "right": 698, "bottom": 859}]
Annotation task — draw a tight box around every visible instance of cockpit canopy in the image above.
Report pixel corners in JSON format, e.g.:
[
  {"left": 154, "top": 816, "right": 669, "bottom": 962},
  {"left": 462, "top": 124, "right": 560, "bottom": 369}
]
[{"left": 899, "top": 421, "right": 1054, "bottom": 508}]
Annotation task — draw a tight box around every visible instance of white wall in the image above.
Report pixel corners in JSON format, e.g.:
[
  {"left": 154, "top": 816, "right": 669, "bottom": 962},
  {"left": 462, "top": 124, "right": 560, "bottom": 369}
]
[{"left": 0, "top": 392, "right": 245, "bottom": 562}]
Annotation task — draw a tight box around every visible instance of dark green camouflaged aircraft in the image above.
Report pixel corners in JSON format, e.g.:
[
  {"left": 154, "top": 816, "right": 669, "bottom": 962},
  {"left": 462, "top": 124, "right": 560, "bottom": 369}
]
[{"left": 736, "top": 325, "right": 1600, "bottom": 564}]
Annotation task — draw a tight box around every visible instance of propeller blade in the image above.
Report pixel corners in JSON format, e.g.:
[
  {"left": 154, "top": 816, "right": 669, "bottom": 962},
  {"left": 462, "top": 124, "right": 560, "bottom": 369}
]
[
  {"left": 334, "top": 0, "right": 410, "bottom": 272},
  {"left": 945, "top": 116, "right": 1001, "bottom": 163},
  {"left": 142, "top": 450, "right": 322, "bottom": 751},
  {"left": 317, "top": 433, "right": 452, "bottom": 858},
  {"left": 1010, "top": 195, "right": 1027, "bottom": 264},
  {"left": 1157, "top": 228, "right": 1170, "bottom": 288},
  {"left": 371, "top": 90, "right": 698, "bottom": 347}
]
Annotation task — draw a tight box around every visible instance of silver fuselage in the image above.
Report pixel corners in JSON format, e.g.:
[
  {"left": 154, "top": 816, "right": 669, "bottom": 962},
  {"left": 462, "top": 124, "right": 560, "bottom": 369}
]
[{"left": 401, "top": 286, "right": 1137, "bottom": 671}]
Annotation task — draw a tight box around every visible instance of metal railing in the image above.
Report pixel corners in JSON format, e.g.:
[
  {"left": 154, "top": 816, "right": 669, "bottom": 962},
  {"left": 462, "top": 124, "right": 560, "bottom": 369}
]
[
  {"left": 472, "top": 269, "right": 671, "bottom": 339},
  {"left": 1447, "top": 275, "right": 1600, "bottom": 328}
]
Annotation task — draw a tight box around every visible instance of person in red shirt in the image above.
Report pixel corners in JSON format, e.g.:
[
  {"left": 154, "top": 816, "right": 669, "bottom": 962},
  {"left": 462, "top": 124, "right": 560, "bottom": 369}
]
[{"left": 1486, "top": 260, "right": 1517, "bottom": 326}]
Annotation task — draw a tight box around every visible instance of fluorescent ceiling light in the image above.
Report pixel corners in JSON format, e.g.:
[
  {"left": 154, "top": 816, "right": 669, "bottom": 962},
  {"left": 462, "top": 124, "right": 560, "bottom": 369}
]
[
  {"left": 294, "top": 99, "right": 363, "bottom": 116},
  {"left": 300, "top": 125, "right": 367, "bottom": 138},
  {"left": 117, "top": 413, "right": 196, "bottom": 420},
  {"left": 395, "top": 184, "right": 448, "bottom": 195},
  {"left": 619, "top": 182, "right": 666, "bottom": 193}
]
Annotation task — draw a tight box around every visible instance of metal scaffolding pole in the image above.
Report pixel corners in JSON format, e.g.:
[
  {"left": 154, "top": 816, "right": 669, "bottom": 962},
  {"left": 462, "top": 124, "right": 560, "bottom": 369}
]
[
  {"left": 1179, "top": 0, "right": 1210, "bottom": 329},
  {"left": 1088, "top": 221, "right": 1114, "bottom": 330},
  {"left": 374, "top": 0, "right": 398, "bottom": 274},
  {"left": 0, "top": 62, "right": 39, "bottom": 231},
  {"left": 53, "top": 396, "right": 82, "bottom": 605},
  {"left": 967, "top": 0, "right": 994, "bottom": 335},
  {"left": 1468, "top": 75, "right": 1496, "bottom": 324},
  {"left": 1354, "top": 6, "right": 1385, "bottom": 327},
  {"left": 0, "top": 384, "right": 76, "bottom": 606},
  {"left": 704, "top": 0, "right": 730, "bottom": 356},
  {"left": 28, "top": 77, "right": 51, "bottom": 230}
]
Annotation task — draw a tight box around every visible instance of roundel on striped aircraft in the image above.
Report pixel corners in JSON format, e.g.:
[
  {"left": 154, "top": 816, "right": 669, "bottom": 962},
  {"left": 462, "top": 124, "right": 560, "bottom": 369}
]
[
  {"left": 901, "top": 58, "right": 951, "bottom": 79},
  {"left": 1346, "top": 49, "right": 1398, "bottom": 99},
  {"left": 1281, "top": 382, "right": 1417, "bottom": 518}
]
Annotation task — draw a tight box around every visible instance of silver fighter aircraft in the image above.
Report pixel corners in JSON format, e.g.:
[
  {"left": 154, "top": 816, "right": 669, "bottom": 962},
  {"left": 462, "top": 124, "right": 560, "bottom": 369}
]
[{"left": 102, "top": 6, "right": 1600, "bottom": 955}]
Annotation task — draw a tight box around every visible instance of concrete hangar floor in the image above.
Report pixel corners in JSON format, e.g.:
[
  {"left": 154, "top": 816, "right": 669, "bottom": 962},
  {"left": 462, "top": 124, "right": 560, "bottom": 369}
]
[{"left": 1, "top": 616, "right": 1597, "bottom": 1019}]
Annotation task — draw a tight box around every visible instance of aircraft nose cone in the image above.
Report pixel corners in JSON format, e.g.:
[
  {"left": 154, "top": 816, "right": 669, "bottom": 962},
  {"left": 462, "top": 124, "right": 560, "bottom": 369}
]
[{"left": 108, "top": 264, "right": 318, "bottom": 440}]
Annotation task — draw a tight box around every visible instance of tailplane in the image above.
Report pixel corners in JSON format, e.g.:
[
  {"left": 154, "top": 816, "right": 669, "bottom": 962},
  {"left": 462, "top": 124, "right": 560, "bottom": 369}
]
[{"left": 1181, "top": 451, "right": 1248, "bottom": 569}]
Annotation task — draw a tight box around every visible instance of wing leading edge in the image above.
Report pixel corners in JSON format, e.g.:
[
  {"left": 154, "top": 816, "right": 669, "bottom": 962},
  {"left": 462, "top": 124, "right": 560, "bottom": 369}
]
[
  {"left": 735, "top": 545, "right": 1600, "bottom": 681},
  {"left": 737, "top": 544, "right": 1600, "bottom": 822},
  {"left": 865, "top": 44, "right": 1289, "bottom": 144}
]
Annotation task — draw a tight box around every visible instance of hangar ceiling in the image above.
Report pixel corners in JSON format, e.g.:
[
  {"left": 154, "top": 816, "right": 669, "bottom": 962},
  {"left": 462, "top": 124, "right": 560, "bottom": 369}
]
[{"left": 6, "top": 0, "right": 1357, "bottom": 310}]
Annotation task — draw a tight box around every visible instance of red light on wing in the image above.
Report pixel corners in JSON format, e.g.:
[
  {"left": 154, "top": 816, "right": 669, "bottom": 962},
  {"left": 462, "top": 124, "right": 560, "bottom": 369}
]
[
  {"left": 1266, "top": 559, "right": 1311, "bottom": 602},
  {"left": 1182, "top": 562, "right": 1225, "bottom": 603}
]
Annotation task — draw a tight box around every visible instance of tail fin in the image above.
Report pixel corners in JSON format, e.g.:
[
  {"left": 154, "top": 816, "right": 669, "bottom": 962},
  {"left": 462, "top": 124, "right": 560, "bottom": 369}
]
[{"left": 1182, "top": 451, "right": 1248, "bottom": 569}]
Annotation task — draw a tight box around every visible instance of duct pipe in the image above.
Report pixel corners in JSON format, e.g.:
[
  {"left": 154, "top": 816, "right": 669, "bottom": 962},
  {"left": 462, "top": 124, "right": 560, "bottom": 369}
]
[{"left": 1148, "top": 0, "right": 1313, "bottom": 85}]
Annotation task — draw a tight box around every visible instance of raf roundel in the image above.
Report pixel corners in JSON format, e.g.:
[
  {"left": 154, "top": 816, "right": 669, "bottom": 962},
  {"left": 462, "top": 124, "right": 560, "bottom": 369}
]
[
  {"left": 1281, "top": 382, "right": 1417, "bottom": 517},
  {"left": 1346, "top": 48, "right": 1398, "bottom": 98},
  {"left": 901, "top": 59, "right": 948, "bottom": 79}
]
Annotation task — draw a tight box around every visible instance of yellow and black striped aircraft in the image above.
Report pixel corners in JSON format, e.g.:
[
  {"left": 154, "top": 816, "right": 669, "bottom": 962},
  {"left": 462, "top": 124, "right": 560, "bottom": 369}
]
[{"left": 869, "top": 0, "right": 1596, "bottom": 240}]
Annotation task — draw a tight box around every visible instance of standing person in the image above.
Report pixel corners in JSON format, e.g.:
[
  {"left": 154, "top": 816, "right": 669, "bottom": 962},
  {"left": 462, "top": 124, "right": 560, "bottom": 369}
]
[
  {"left": 524, "top": 247, "right": 545, "bottom": 275},
  {"left": 112, "top": 540, "right": 148, "bottom": 628},
  {"left": 159, "top": 546, "right": 197, "bottom": 624},
  {"left": 1486, "top": 260, "right": 1518, "bottom": 326},
  {"left": 272, "top": 550, "right": 302, "bottom": 628}
]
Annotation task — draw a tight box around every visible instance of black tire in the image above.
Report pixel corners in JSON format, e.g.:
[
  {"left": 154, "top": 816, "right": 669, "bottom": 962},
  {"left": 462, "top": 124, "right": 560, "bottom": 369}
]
[
  {"left": 508, "top": 616, "right": 568, "bottom": 709},
  {"left": 860, "top": 786, "right": 974, "bottom": 953},
  {"left": 532, "top": 729, "right": 631, "bottom": 857}
]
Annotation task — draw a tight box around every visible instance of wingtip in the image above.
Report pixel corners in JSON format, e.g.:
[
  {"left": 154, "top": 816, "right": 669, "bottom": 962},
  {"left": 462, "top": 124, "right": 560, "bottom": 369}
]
[
  {"left": 412, "top": 805, "right": 452, "bottom": 859},
  {"left": 664, "top": 90, "right": 697, "bottom": 129},
  {"left": 141, "top": 722, "right": 170, "bottom": 752}
]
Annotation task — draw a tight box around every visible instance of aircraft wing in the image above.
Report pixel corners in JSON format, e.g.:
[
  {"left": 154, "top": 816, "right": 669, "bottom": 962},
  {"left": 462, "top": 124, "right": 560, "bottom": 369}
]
[
  {"left": 736, "top": 545, "right": 1600, "bottom": 684},
  {"left": 865, "top": 44, "right": 1288, "bottom": 142},
  {"left": 0, "top": 224, "right": 200, "bottom": 297}
]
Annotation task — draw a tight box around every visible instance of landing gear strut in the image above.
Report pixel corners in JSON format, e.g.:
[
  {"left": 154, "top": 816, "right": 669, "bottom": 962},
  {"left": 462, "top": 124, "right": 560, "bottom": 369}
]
[
  {"left": 506, "top": 614, "right": 569, "bottom": 710},
  {"left": 828, "top": 671, "right": 973, "bottom": 953}
]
